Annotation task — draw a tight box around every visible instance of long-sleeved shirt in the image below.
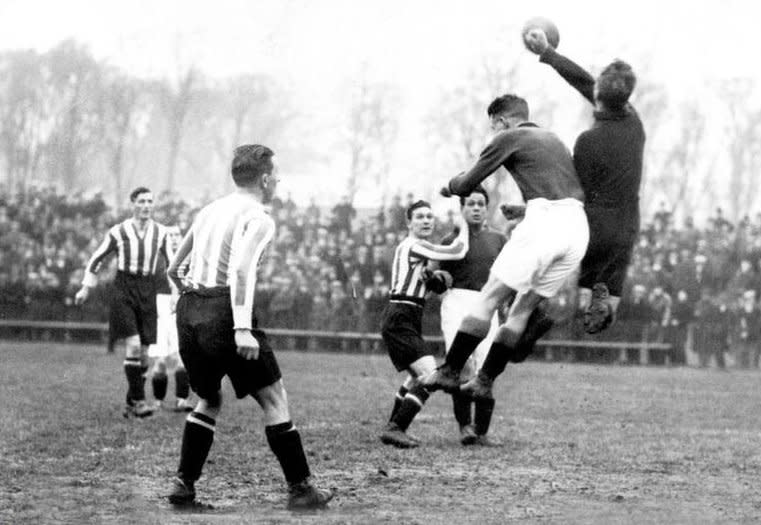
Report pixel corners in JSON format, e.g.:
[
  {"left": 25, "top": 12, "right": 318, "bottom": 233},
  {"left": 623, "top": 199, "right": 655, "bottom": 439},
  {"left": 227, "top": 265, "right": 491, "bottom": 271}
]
[
  {"left": 448, "top": 123, "right": 584, "bottom": 204},
  {"left": 389, "top": 228, "right": 469, "bottom": 304},
  {"left": 82, "top": 218, "right": 172, "bottom": 287},
  {"left": 169, "top": 192, "right": 274, "bottom": 330},
  {"left": 540, "top": 47, "right": 645, "bottom": 222},
  {"left": 439, "top": 226, "right": 506, "bottom": 291}
]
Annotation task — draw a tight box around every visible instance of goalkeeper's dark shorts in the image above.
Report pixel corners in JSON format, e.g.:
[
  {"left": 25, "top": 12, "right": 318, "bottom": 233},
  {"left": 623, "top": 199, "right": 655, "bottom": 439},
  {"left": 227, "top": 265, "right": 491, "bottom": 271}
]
[{"left": 579, "top": 207, "right": 638, "bottom": 297}]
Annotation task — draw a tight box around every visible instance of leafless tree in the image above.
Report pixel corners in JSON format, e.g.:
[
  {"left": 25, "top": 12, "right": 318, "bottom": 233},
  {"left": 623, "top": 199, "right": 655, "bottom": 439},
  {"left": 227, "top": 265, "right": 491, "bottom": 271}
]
[
  {"left": 345, "top": 78, "right": 400, "bottom": 202},
  {"left": 721, "top": 78, "right": 761, "bottom": 220},
  {"left": 158, "top": 66, "right": 201, "bottom": 191},
  {"left": 0, "top": 49, "right": 48, "bottom": 191},
  {"left": 43, "top": 40, "right": 106, "bottom": 189}
]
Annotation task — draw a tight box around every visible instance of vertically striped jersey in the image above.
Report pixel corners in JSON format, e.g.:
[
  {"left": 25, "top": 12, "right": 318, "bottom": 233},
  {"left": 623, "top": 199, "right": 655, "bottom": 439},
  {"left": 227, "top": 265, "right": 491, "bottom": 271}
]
[
  {"left": 389, "top": 231, "right": 469, "bottom": 304},
  {"left": 82, "top": 218, "right": 172, "bottom": 287},
  {"left": 181, "top": 192, "right": 275, "bottom": 330}
]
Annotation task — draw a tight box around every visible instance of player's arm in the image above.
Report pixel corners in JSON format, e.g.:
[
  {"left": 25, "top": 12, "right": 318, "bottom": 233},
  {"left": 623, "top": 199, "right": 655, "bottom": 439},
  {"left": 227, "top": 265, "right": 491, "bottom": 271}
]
[
  {"left": 410, "top": 222, "right": 469, "bottom": 262},
  {"left": 167, "top": 229, "right": 194, "bottom": 293},
  {"left": 524, "top": 29, "right": 595, "bottom": 104},
  {"left": 74, "top": 231, "right": 117, "bottom": 305},
  {"left": 445, "top": 134, "right": 514, "bottom": 197},
  {"left": 229, "top": 216, "right": 275, "bottom": 360}
]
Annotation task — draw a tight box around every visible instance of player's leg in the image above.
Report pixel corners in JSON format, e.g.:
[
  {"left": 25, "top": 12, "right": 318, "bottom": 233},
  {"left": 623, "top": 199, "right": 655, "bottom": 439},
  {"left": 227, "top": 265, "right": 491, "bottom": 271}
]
[
  {"left": 150, "top": 294, "right": 171, "bottom": 407},
  {"left": 382, "top": 355, "right": 436, "bottom": 448},
  {"left": 441, "top": 290, "right": 476, "bottom": 443},
  {"left": 151, "top": 357, "right": 169, "bottom": 407},
  {"left": 169, "top": 293, "right": 224, "bottom": 505},
  {"left": 424, "top": 275, "right": 514, "bottom": 392},
  {"left": 462, "top": 290, "right": 546, "bottom": 398},
  {"left": 468, "top": 310, "right": 500, "bottom": 445},
  {"left": 169, "top": 392, "right": 222, "bottom": 504},
  {"left": 388, "top": 374, "right": 416, "bottom": 424},
  {"left": 253, "top": 380, "right": 334, "bottom": 509}
]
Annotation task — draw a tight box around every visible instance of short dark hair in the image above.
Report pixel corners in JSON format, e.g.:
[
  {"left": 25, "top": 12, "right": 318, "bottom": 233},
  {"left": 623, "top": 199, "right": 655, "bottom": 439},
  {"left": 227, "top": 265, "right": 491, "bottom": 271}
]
[
  {"left": 459, "top": 185, "right": 489, "bottom": 207},
  {"left": 130, "top": 186, "right": 151, "bottom": 202},
  {"left": 487, "top": 94, "right": 529, "bottom": 120},
  {"left": 596, "top": 60, "right": 636, "bottom": 111},
  {"left": 406, "top": 199, "right": 431, "bottom": 220},
  {"left": 231, "top": 144, "right": 274, "bottom": 186}
]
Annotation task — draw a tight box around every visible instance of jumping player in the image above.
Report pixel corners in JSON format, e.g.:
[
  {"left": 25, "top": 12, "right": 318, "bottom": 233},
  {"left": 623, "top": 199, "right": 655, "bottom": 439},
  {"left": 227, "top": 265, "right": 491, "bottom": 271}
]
[
  {"left": 380, "top": 200, "right": 469, "bottom": 448},
  {"left": 75, "top": 187, "right": 174, "bottom": 418},
  {"left": 424, "top": 94, "right": 588, "bottom": 399},
  {"left": 524, "top": 28, "right": 644, "bottom": 333},
  {"left": 165, "top": 144, "right": 333, "bottom": 509},
  {"left": 148, "top": 224, "right": 193, "bottom": 412},
  {"left": 438, "top": 186, "right": 506, "bottom": 445}
]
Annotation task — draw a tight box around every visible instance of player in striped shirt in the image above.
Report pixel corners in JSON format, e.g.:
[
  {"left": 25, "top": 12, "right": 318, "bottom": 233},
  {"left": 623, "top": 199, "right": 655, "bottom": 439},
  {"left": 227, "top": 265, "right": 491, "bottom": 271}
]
[
  {"left": 74, "top": 186, "right": 173, "bottom": 418},
  {"left": 164, "top": 144, "right": 333, "bottom": 510},
  {"left": 379, "top": 200, "right": 469, "bottom": 449}
]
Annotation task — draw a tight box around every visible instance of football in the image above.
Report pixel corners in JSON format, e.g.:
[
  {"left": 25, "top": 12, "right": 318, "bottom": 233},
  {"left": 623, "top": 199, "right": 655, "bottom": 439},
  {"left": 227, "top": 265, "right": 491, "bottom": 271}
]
[{"left": 521, "top": 16, "right": 560, "bottom": 50}]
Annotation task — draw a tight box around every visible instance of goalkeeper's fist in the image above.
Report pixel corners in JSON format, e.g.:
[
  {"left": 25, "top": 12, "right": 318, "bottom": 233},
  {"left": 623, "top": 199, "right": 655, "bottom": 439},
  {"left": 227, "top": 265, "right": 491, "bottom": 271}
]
[{"left": 439, "top": 185, "right": 453, "bottom": 198}]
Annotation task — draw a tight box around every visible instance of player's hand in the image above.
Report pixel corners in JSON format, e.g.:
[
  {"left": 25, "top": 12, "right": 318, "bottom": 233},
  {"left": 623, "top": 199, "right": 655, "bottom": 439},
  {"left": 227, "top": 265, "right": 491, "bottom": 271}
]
[
  {"left": 439, "top": 185, "right": 453, "bottom": 198},
  {"left": 524, "top": 28, "right": 549, "bottom": 55},
  {"left": 74, "top": 286, "right": 90, "bottom": 306},
  {"left": 500, "top": 204, "right": 526, "bottom": 221},
  {"left": 235, "top": 329, "right": 260, "bottom": 360},
  {"left": 169, "top": 295, "right": 178, "bottom": 314}
]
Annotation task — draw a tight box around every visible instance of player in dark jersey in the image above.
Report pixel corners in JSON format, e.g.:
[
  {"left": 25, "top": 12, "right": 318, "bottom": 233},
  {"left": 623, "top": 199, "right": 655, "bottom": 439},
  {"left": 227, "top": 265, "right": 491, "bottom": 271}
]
[
  {"left": 379, "top": 200, "right": 469, "bottom": 448},
  {"left": 75, "top": 186, "right": 173, "bottom": 418},
  {"left": 438, "top": 186, "right": 506, "bottom": 445},
  {"left": 424, "top": 94, "right": 588, "bottom": 399},
  {"left": 524, "top": 28, "right": 645, "bottom": 334}
]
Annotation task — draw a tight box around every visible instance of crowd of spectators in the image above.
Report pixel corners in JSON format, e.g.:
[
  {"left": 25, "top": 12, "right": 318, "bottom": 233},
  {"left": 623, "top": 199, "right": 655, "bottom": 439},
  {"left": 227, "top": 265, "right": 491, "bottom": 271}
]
[{"left": 2, "top": 186, "right": 761, "bottom": 368}]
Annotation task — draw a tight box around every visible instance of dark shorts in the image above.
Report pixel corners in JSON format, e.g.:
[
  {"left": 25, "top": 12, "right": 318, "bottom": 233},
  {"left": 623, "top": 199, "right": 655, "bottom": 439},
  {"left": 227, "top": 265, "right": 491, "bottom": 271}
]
[
  {"left": 110, "top": 272, "right": 158, "bottom": 345},
  {"left": 176, "top": 288, "right": 281, "bottom": 400},
  {"left": 579, "top": 208, "right": 638, "bottom": 297},
  {"left": 380, "top": 302, "right": 430, "bottom": 372}
]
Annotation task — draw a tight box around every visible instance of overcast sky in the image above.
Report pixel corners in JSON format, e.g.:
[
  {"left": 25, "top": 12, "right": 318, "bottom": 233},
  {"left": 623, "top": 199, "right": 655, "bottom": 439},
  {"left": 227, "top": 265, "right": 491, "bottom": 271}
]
[{"left": 0, "top": 0, "right": 757, "bottom": 206}]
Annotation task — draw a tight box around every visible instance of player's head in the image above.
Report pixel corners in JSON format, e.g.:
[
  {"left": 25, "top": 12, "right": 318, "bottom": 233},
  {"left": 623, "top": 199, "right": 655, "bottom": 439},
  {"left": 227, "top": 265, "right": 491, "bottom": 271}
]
[
  {"left": 166, "top": 225, "right": 182, "bottom": 250},
  {"left": 487, "top": 94, "right": 529, "bottom": 131},
  {"left": 231, "top": 144, "right": 278, "bottom": 202},
  {"left": 406, "top": 200, "right": 434, "bottom": 239},
  {"left": 459, "top": 186, "right": 489, "bottom": 227},
  {"left": 130, "top": 186, "right": 153, "bottom": 221},
  {"left": 595, "top": 60, "right": 636, "bottom": 111}
]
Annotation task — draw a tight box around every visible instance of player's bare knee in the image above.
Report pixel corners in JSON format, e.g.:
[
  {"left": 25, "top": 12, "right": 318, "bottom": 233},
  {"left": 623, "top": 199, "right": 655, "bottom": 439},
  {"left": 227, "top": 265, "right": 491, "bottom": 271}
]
[
  {"left": 409, "top": 355, "right": 436, "bottom": 380},
  {"left": 255, "top": 381, "right": 291, "bottom": 425},
  {"left": 124, "top": 336, "right": 142, "bottom": 358},
  {"left": 460, "top": 315, "right": 492, "bottom": 337},
  {"left": 494, "top": 325, "right": 520, "bottom": 348},
  {"left": 197, "top": 393, "right": 222, "bottom": 416}
]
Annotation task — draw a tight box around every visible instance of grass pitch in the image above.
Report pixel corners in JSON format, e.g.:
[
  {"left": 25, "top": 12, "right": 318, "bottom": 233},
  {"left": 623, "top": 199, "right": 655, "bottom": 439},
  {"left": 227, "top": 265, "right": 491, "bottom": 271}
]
[{"left": 2, "top": 341, "right": 761, "bottom": 524}]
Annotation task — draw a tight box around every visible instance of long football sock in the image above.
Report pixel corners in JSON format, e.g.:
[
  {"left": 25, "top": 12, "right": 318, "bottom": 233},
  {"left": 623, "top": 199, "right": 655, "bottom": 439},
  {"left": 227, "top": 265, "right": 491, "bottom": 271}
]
[
  {"left": 152, "top": 371, "right": 168, "bottom": 401},
  {"left": 138, "top": 364, "right": 149, "bottom": 402},
  {"left": 389, "top": 385, "right": 409, "bottom": 423},
  {"left": 178, "top": 412, "right": 216, "bottom": 482},
  {"left": 124, "top": 357, "right": 144, "bottom": 402},
  {"left": 512, "top": 309, "right": 554, "bottom": 363},
  {"left": 451, "top": 391, "right": 472, "bottom": 428},
  {"left": 480, "top": 342, "right": 513, "bottom": 380},
  {"left": 445, "top": 332, "right": 485, "bottom": 371},
  {"left": 391, "top": 384, "right": 430, "bottom": 432},
  {"left": 474, "top": 397, "right": 496, "bottom": 436},
  {"left": 175, "top": 368, "right": 190, "bottom": 399},
  {"left": 265, "top": 421, "right": 311, "bottom": 484}
]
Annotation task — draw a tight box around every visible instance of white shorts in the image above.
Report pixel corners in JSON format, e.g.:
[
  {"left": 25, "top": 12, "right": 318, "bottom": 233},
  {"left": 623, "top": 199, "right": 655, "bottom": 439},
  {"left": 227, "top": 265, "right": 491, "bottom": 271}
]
[
  {"left": 440, "top": 288, "right": 500, "bottom": 379},
  {"left": 148, "top": 294, "right": 180, "bottom": 360},
  {"left": 491, "top": 198, "right": 589, "bottom": 298}
]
